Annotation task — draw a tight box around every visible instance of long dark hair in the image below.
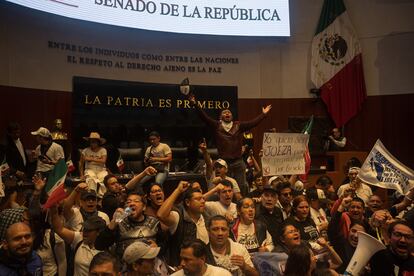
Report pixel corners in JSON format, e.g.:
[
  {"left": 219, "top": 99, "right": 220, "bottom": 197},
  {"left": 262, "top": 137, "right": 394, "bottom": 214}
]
[{"left": 284, "top": 243, "right": 312, "bottom": 275}]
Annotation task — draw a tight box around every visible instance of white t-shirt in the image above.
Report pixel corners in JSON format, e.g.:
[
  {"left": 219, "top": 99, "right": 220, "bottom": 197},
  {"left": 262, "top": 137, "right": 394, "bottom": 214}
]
[
  {"left": 310, "top": 207, "right": 328, "bottom": 231},
  {"left": 36, "top": 229, "right": 65, "bottom": 276},
  {"left": 72, "top": 231, "right": 102, "bottom": 276},
  {"left": 35, "top": 142, "right": 64, "bottom": 172},
  {"left": 195, "top": 214, "right": 209, "bottom": 244},
  {"left": 337, "top": 183, "right": 373, "bottom": 203},
  {"left": 171, "top": 264, "right": 232, "bottom": 276},
  {"left": 82, "top": 147, "right": 107, "bottom": 172},
  {"left": 65, "top": 207, "right": 110, "bottom": 232},
  {"left": 235, "top": 223, "right": 274, "bottom": 252},
  {"left": 204, "top": 201, "right": 237, "bottom": 222},
  {"left": 210, "top": 238, "right": 254, "bottom": 276},
  {"left": 145, "top": 143, "right": 172, "bottom": 170}
]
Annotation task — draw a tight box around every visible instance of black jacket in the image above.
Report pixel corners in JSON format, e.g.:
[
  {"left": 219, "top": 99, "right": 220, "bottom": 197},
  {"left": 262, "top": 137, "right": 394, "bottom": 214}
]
[
  {"left": 168, "top": 205, "right": 200, "bottom": 266},
  {"left": 256, "top": 204, "right": 283, "bottom": 243},
  {"left": 5, "top": 135, "right": 28, "bottom": 175}
]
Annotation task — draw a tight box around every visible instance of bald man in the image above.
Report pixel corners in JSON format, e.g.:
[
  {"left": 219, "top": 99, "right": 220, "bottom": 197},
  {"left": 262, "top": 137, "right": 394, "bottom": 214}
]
[{"left": 0, "top": 222, "right": 42, "bottom": 275}]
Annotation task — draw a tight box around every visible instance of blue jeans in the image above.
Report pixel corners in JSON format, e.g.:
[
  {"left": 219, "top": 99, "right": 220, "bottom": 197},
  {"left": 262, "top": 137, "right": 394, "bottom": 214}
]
[
  {"left": 136, "top": 170, "right": 169, "bottom": 192},
  {"left": 226, "top": 158, "right": 248, "bottom": 196}
]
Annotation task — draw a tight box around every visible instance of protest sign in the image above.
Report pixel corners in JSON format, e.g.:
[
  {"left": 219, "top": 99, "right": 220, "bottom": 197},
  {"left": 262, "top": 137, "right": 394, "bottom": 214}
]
[
  {"left": 359, "top": 139, "right": 414, "bottom": 194},
  {"left": 261, "top": 133, "right": 309, "bottom": 176}
]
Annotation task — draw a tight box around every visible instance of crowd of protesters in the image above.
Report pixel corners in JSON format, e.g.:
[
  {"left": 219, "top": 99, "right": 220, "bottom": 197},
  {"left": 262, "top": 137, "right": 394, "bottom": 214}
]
[{"left": 1, "top": 108, "right": 414, "bottom": 276}]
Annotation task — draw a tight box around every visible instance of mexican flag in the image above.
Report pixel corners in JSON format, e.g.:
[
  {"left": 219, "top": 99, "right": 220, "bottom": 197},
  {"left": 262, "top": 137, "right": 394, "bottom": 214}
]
[
  {"left": 43, "top": 159, "right": 68, "bottom": 209},
  {"left": 116, "top": 154, "right": 125, "bottom": 172},
  {"left": 311, "top": 0, "right": 366, "bottom": 127},
  {"left": 66, "top": 159, "right": 75, "bottom": 173},
  {"left": 300, "top": 116, "right": 313, "bottom": 181},
  {"left": 0, "top": 157, "right": 10, "bottom": 176}
]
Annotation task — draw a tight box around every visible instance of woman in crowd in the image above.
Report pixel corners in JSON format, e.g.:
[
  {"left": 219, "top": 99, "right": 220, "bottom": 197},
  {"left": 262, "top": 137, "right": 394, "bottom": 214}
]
[
  {"left": 231, "top": 197, "right": 274, "bottom": 253},
  {"left": 144, "top": 183, "right": 166, "bottom": 218},
  {"left": 284, "top": 195, "right": 320, "bottom": 242},
  {"left": 274, "top": 222, "right": 342, "bottom": 271},
  {"left": 273, "top": 223, "right": 302, "bottom": 254},
  {"left": 283, "top": 243, "right": 317, "bottom": 276},
  {"left": 79, "top": 132, "right": 108, "bottom": 197}
]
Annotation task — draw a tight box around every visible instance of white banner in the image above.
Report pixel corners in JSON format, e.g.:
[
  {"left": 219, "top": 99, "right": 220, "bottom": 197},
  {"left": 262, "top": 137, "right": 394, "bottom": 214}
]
[
  {"left": 359, "top": 139, "right": 414, "bottom": 194},
  {"left": 6, "top": 0, "right": 290, "bottom": 37},
  {"left": 261, "top": 133, "right": 309, "bottom": 176}
]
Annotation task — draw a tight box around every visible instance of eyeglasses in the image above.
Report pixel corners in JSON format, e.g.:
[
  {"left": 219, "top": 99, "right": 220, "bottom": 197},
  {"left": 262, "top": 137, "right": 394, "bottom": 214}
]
[
  {"left": 281, "top": 192, "right": 292, "bottom": 197},
  {"left": 392, "top": 231, "right": 414, "bottom": 241}
]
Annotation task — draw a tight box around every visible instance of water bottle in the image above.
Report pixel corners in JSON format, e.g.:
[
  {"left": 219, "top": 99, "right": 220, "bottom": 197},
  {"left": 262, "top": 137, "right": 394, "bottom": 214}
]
[{"left": 115, "top": 207, "right": 133, "bottom": 223}]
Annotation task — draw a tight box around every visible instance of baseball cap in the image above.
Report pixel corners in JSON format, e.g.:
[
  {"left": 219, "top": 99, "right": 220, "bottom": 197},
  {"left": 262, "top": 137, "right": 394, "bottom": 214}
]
[
  {"left": 214, "top": 159, "right": 228, "bottom": 169},
  {"left": 268, "top": 175, "right": 284, "bottom": 185},
  {"left": 80, "top": 189, "right": 97, "bottom": 200},
  {"left": 0, "top": 207, "right": 28, "bottom": 241},
  {"left": 262, "top": 185, "right": 277, "bottom": 194},
  {"left": 82, "top": 215, "right": 106, "bottom": 232},
  {"left": 31, "top": 127, "right": 51, "bottom": 138},
  {"left": 123, "top": 241, "right": 160, "bottom": 264}
]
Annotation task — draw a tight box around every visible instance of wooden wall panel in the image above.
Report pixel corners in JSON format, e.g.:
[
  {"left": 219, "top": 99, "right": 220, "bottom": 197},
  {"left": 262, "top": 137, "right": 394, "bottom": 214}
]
[
  {"left": 0, "top": 85, "right": 72, "bottom": 149},
  {"left": 239, "top": 95, "right": 414, "bottom": 169}
]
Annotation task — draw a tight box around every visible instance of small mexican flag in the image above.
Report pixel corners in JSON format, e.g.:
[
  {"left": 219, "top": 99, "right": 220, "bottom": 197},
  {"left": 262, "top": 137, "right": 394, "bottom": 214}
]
[
  {"left": 311, "top": 0, "right": 366, "bottom": 127},
  {"left": 66, "top": 159, "right": 75, "bottom": 173},
  {"left": 0, "top": 157, "right": 10, "bottom": 176},
  {"left": 116, "top": 154, "right": 125, "bottom": 172},
  {"left": 43, "top": 159, "right": 68, "bottom": 209}
]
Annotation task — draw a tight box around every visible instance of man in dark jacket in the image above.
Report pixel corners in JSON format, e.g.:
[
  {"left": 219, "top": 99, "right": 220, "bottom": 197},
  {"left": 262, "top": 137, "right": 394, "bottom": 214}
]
[
  {"left": 4, "top": 122, "right": 31, "bottom": 181},
  {"left": 157, "top": 182, "right": 209, "bottom": 266},
  {"left": 255, "top": 185, "right": 284, "bottom": 243},
  {"left": 0, "top": 222, "right": 42, "bottom": 275},
  {"left": 189, "top": 94, "right": 271, "bottom": 196}
]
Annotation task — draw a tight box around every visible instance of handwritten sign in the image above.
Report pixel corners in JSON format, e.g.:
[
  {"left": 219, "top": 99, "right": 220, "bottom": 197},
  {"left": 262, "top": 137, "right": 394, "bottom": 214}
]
[{"left": 261, "top": 133, "right": 309, "bottom": 176}]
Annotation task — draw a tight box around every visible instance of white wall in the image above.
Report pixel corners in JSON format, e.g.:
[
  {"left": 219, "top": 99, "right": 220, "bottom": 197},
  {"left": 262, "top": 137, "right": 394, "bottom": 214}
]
[{"left": 0, "top": 0, "right": 413, "bottom": 98}]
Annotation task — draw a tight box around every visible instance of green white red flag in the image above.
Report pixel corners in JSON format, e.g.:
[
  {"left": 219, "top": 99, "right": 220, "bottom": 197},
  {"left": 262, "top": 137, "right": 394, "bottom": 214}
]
[
  {"left": 117, "top": 154, "right": 125, "bottom": 172},
  {"left": 0, "top": 157, "right": 10, "bottom": 176},
  {"left": 66, "top": 159, "right": 75, "bottom": 173},
  {"left": 311, "top": 0, "right": 366, "bottom": 127},
  {"left": 43, "top": 159, "right": 68, "bottom": 209}
]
